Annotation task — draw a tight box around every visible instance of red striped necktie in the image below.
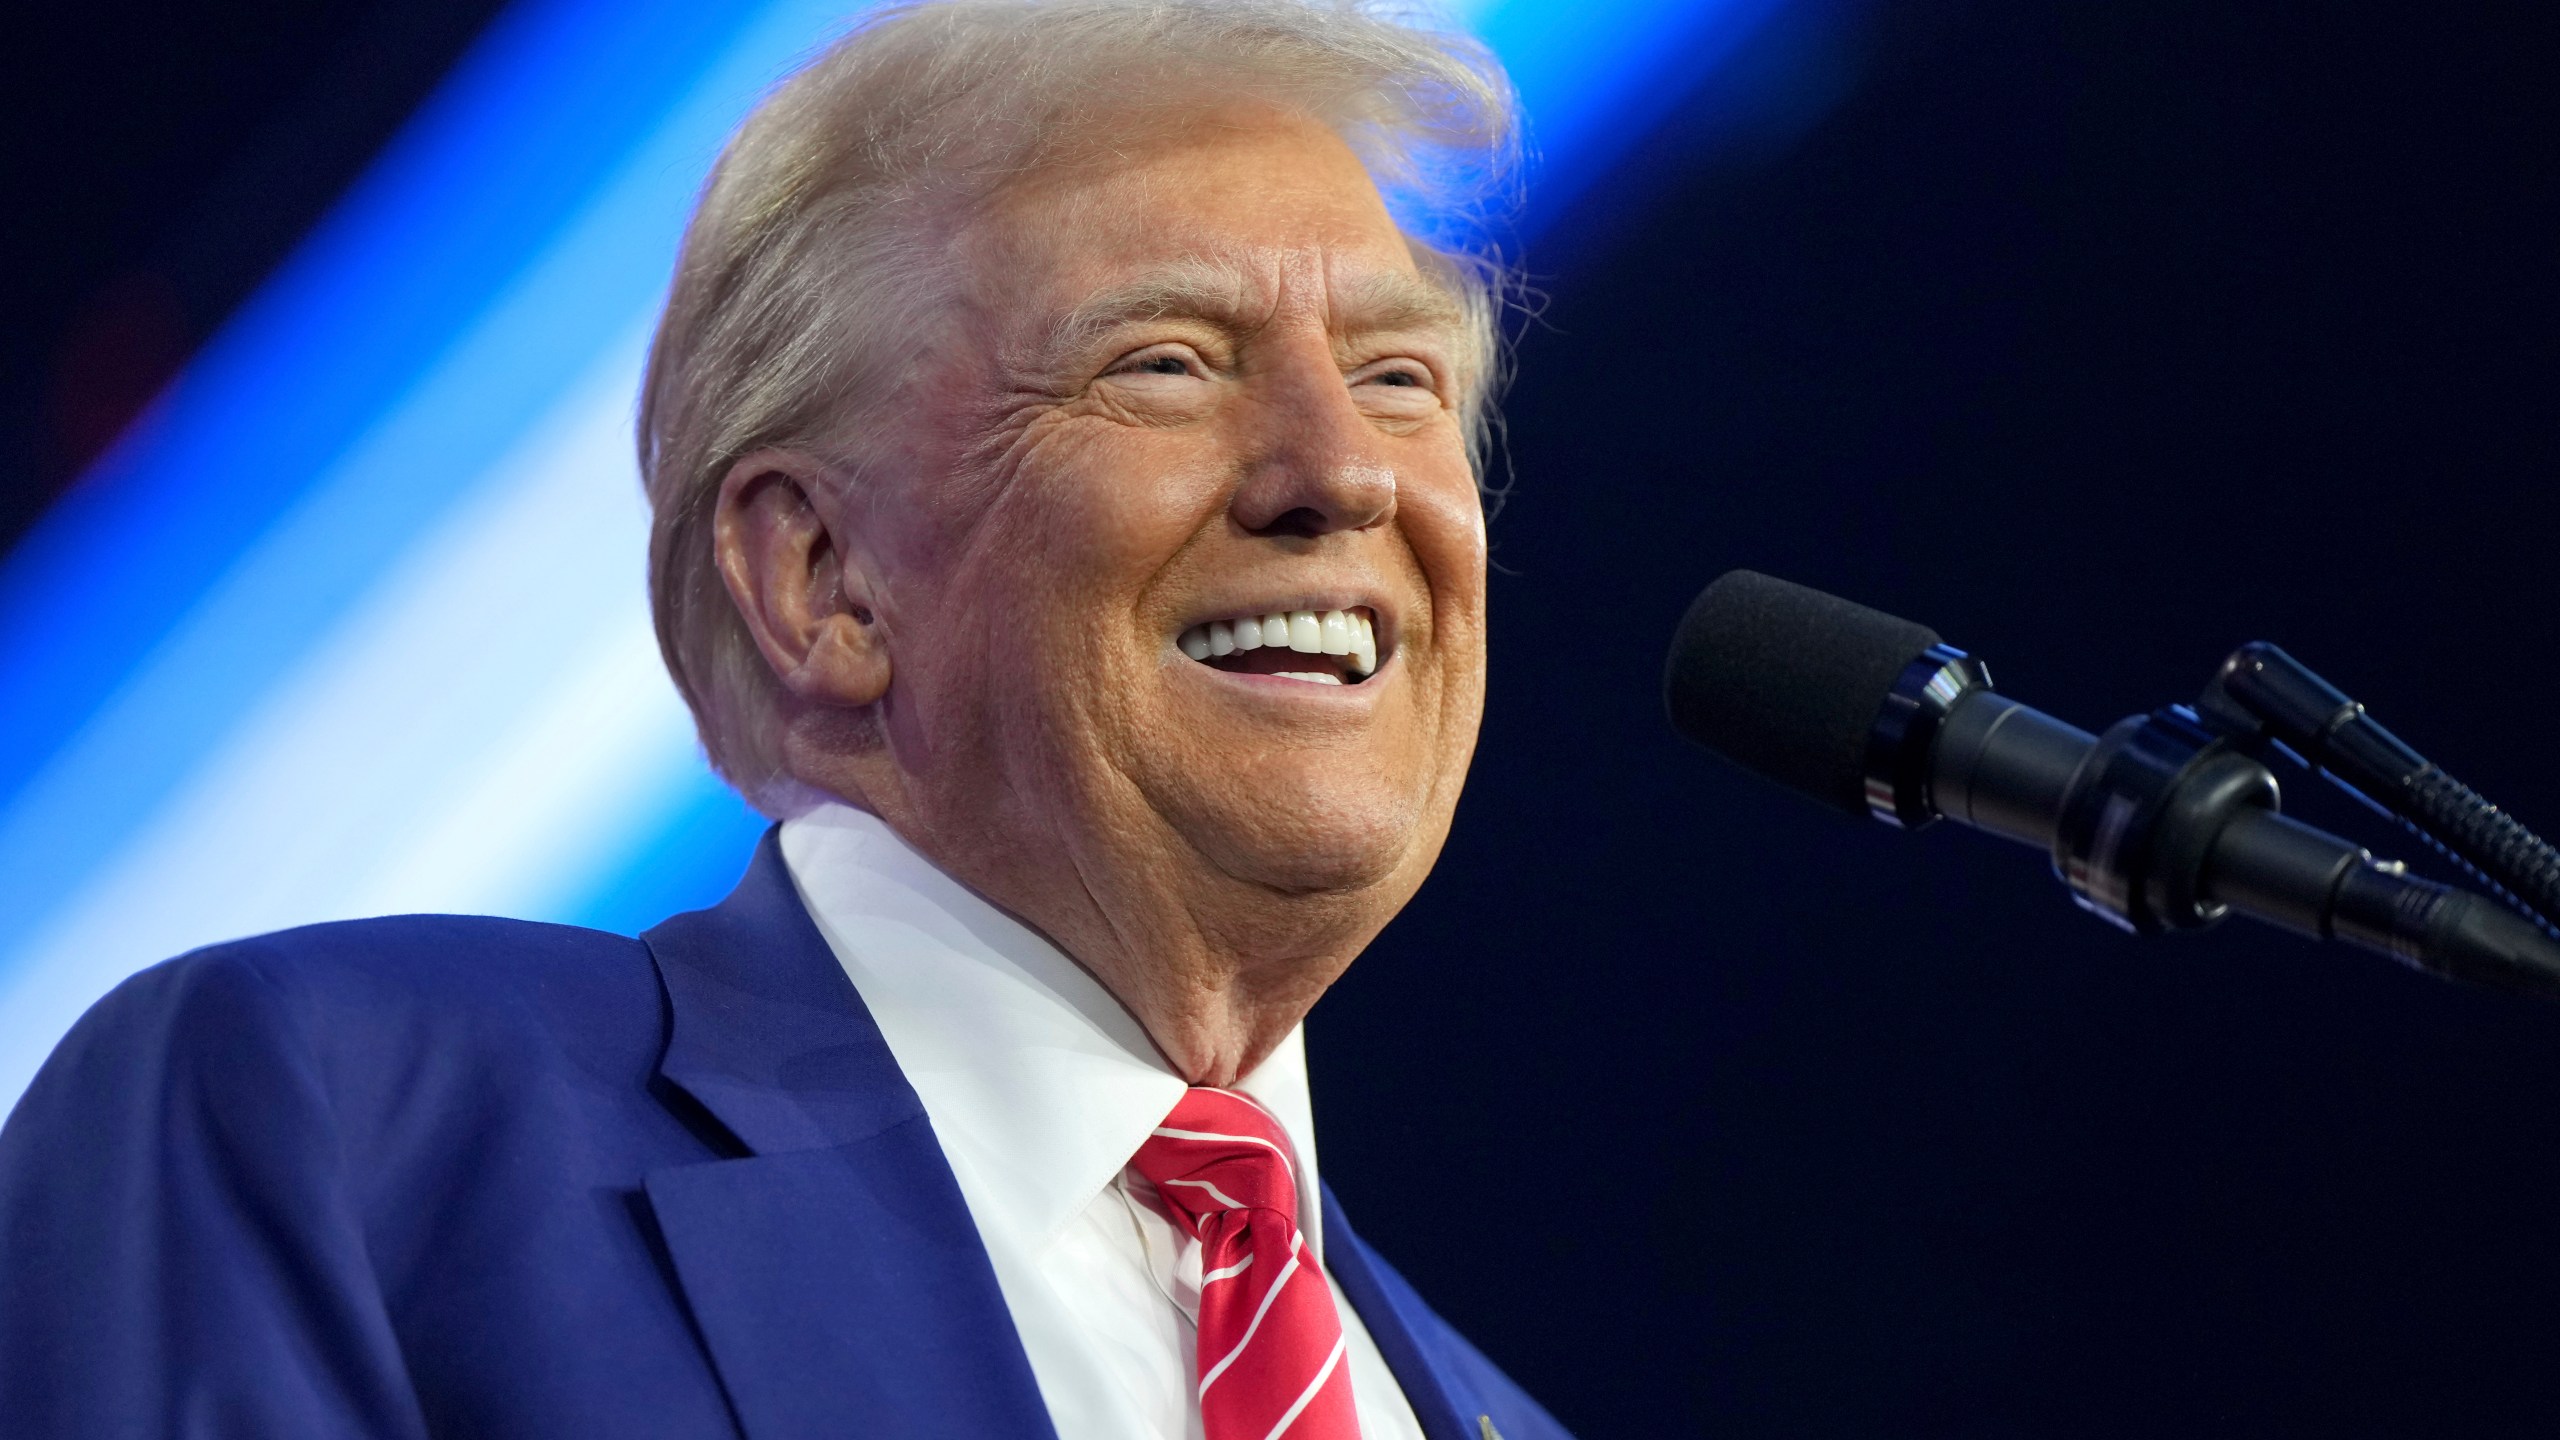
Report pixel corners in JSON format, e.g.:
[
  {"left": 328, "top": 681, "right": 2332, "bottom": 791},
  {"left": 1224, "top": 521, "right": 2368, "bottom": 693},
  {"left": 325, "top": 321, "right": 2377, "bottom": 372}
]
[{"left": 1130, "top": 1087, "right": 1362, "bottom": 1440}]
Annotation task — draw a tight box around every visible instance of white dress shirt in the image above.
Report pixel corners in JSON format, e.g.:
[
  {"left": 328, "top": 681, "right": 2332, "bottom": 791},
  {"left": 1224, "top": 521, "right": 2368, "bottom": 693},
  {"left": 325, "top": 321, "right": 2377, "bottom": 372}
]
[{"left": 779, "top": 803, "right": 1424, "bottom": 1440}]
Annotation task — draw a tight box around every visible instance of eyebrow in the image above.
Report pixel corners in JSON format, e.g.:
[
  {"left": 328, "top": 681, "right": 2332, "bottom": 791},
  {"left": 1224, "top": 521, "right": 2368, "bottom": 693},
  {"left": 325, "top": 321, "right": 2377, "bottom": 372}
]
[{"left": 1039, "top": 258, "right": 1467, "bottom": 366}]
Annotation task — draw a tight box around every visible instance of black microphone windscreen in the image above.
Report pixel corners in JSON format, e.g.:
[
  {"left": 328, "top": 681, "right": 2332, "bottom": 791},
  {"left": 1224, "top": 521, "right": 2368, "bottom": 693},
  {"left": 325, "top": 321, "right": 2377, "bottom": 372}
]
[{"left": 1663, "top": 570, "right": 1942, "bottom": 815}]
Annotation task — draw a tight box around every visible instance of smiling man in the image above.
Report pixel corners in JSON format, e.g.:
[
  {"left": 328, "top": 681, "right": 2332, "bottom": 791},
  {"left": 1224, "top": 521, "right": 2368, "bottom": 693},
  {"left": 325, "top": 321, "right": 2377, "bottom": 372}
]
[{"left": 0, "top": 3, "right": 1565, "bottom": 1437}]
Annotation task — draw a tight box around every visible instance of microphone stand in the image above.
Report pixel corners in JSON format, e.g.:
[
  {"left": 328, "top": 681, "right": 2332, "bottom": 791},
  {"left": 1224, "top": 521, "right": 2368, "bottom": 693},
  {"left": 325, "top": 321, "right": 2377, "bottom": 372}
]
[
  {"left": 2198, "top": 643, "right": 2560, "bottom": 936},
  {"left": 1871, "top": 646, "right": 2560, "bottom": 1002}
]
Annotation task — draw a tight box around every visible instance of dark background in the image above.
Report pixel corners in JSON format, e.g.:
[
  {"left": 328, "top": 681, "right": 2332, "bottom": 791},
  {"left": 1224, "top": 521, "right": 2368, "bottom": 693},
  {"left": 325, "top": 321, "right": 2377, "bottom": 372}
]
[
  {"left": 1324, "top": 2, "right": 2560, "bottom": 1437},
  {"left": 0, "top": 0, "right": 510, "bottom": 555},
  {"left": 9, "top": 1, "right": 2558, "bottom": 1435}
]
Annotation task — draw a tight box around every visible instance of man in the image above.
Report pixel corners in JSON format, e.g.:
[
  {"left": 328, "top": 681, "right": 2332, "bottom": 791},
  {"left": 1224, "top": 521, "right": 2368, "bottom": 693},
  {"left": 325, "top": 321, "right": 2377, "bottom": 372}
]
[{"left": 0, "top": 2, "right": 1567, "bottom": 1436}]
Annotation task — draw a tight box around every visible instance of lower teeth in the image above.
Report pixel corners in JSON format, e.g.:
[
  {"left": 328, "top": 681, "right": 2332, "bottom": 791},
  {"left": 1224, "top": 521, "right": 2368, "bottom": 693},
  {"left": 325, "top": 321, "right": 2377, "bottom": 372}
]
[{"left": 1271, "top": 672, "right": 1345, "bottom": 686}]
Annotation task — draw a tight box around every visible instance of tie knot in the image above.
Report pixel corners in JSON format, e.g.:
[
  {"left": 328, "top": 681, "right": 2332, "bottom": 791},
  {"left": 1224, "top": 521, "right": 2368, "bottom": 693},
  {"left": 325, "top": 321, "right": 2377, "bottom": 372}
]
[
  {"left": 1129, "top": 1087, "right": 1302, "bottom": 1238},
  {"left": 1128, "top": 1089, "right": 1359, "bottom": 1440}
]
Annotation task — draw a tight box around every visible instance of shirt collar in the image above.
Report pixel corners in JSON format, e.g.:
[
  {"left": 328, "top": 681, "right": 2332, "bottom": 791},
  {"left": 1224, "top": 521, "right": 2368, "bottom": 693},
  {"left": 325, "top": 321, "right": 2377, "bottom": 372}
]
[{"left": 777, "top": 802, "right": 1325, "bottom": 1262}]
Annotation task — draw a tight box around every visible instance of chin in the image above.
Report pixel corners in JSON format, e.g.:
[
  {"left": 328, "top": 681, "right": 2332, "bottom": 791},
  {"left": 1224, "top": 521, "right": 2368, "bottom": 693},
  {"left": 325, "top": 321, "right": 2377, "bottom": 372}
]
[
  {"left": 1232, "top": 835, "right": 1408, "bottom": 898},
  {"left": 1183, "top": 781, "right": 1434, "bottom": 898}
]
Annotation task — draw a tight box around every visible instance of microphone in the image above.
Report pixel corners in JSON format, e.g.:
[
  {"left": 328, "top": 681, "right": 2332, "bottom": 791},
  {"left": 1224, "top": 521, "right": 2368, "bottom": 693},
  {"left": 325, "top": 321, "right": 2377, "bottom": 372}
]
[{"left": 1663, "top": 570, "right": 2560, "bottom": 1000}]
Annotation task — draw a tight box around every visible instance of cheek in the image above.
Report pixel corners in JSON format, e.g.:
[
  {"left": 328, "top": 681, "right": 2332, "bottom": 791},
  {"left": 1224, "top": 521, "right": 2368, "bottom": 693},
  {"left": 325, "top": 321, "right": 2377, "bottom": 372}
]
[
  {"left": 1005, "top": 424, "right": 1225, "bottom": 600},
  {"left": 1399, "top": 465, "right": 1490, "bottom": 648},
  {"left": 914, "top": 424, "right": 1223, "bottom": 749}
]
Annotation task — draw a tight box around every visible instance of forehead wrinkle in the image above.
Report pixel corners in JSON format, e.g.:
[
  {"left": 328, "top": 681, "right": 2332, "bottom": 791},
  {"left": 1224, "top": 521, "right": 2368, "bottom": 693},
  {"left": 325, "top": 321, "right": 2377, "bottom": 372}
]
[{"left": 1037, "top": 251, "right": 1465, "bottom": 375}]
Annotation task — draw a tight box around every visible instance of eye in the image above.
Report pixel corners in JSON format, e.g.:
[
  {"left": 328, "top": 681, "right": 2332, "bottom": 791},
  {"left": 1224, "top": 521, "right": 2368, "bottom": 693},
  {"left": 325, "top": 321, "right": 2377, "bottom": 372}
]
[
  {"left": 1106, "top": 344, "right": 1204, "bottom": 380},
  {"left": 1349, "top": 359, "right": 1440, "bottom": 399},
  {"left": 1341, "top": 361, "right": 1443, "bottom": 394}
]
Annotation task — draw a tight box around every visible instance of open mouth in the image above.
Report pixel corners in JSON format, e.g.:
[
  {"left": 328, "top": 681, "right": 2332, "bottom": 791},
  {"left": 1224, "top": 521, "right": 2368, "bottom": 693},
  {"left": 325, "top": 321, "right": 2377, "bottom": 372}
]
[{"left": 1176, "top": 607, "right": 1380, "bottom": 686}]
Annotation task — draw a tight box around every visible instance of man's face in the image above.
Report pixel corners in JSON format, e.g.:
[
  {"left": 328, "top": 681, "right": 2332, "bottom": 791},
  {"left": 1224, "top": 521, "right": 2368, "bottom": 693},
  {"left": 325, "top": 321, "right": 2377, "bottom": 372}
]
[{"left": 848, "top": 107, "right": 1487, "bottom": 922}]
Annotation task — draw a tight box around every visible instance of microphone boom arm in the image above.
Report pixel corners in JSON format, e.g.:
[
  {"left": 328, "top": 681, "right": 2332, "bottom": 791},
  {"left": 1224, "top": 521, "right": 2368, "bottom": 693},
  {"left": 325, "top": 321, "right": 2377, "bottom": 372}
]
[
  {"left": 2199, "top": 642, "right": 2560, "bottom": 936},
  {"left": 1874, "top": 654, "right": 2560, "bottom": 1001}
]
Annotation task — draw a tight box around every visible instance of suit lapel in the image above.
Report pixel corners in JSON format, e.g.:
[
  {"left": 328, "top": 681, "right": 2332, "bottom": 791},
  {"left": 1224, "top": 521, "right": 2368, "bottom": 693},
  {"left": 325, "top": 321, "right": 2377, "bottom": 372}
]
[
  {"left": 1323, "top": 1185, "right": 1486, "bottom": 1440},
  {"left": 641, "top": 830, "right": 1057, "bottom": 1440}
]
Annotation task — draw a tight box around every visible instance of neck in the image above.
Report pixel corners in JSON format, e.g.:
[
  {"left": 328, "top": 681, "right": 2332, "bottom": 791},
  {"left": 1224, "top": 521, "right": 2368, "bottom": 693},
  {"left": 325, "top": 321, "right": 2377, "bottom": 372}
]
[
  {"left": 796, "top": 770, "right": 1387, "bottom": 1087},
  {"left": 1064, "top": 891, "right": 1365, "bottom": 1087},
  {"left": 954, "top": 816, "right": 1387, "bottom": 1086}
]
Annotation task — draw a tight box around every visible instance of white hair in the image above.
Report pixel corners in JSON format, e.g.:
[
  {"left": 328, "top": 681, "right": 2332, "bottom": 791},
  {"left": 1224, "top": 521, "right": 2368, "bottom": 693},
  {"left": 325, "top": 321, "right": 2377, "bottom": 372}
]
[{"left": 638, "top": 0, "right": 1519, "bottom": 812}]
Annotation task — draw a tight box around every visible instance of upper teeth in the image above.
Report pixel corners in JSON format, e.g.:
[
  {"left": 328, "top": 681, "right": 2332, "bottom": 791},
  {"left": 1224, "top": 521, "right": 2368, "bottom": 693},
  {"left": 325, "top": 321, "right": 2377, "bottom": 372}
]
[{"left": 1178, "top": 608, "right": 1378, "bottom": 677}]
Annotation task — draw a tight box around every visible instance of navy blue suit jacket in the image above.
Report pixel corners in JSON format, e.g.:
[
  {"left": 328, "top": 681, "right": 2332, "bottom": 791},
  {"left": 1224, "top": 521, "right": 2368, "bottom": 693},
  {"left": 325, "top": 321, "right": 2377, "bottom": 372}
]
[{"left": 0, "top": 833, "right": 1570, "bottom": 1439}]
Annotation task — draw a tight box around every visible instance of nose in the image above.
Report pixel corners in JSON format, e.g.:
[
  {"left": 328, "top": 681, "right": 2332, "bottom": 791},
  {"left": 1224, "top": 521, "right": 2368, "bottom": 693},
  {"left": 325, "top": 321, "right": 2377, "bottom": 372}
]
[{"left": 1225, "top": 344, "right": 1397, "bottom": 540}]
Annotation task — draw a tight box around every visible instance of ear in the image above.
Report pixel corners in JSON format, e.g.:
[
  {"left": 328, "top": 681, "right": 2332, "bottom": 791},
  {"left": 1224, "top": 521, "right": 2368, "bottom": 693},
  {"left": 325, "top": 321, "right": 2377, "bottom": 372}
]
[{"left": 712, "top": 450, "right": 891, "bottom": 708}]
